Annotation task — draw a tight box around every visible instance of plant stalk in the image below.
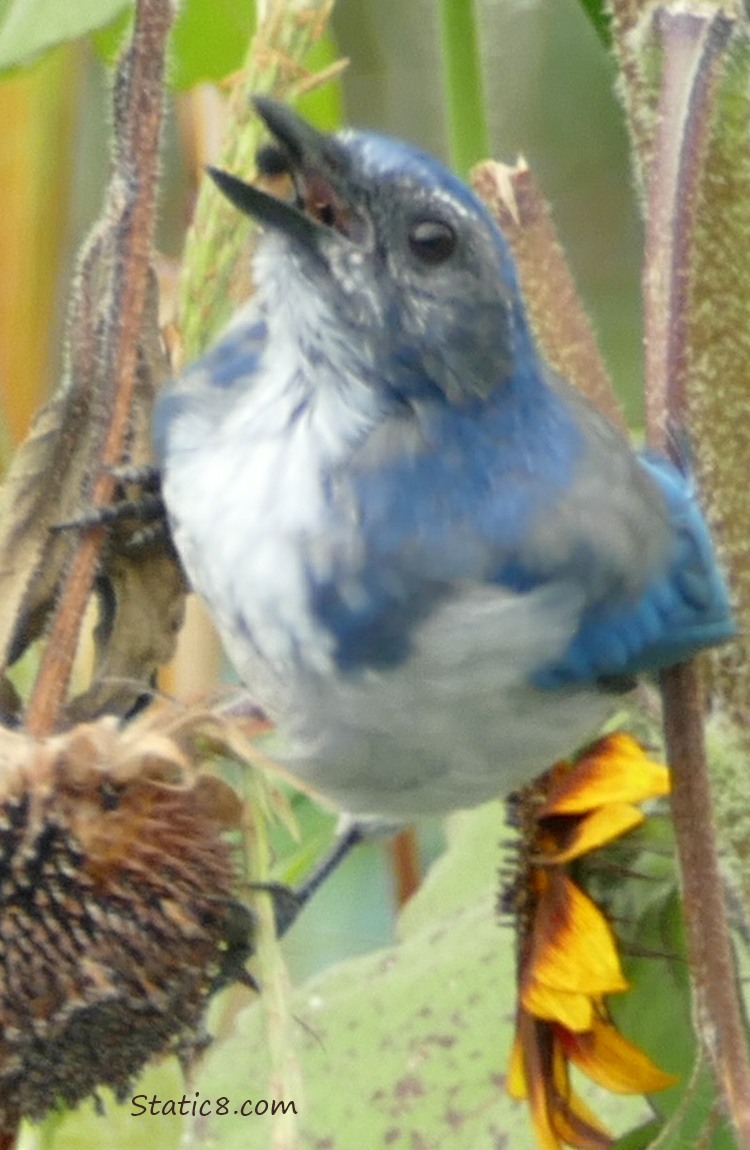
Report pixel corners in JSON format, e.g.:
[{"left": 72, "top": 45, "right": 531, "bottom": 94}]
[{"left": 643, "top": 9, "right": 750, "bottom": 1142}]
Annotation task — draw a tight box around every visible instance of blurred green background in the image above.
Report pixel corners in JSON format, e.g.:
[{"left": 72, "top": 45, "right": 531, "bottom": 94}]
[{"left": 0, "top": 0, "right": 641, "bottom": 445}]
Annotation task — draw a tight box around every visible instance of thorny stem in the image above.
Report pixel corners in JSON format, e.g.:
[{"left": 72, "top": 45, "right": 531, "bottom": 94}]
[
  {"left": 644, "top": 9, "right": 750, "bottom": 1143},
  {"left": 24, "top": 0, "right": 172, "bottom": 738}
]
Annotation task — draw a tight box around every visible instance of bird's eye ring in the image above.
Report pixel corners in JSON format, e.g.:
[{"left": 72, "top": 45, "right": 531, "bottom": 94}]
[{"left": 408, "top": 218, "right": 457, "bottom": 265}]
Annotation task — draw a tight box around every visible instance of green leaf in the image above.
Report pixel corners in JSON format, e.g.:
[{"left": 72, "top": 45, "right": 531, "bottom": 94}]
[
  {"left": 296, "top": 35, "right": 343, "bottom": 129},
  {"left": 612, "top": 1119, "right": 663, "bottom": 1149},
  {"left": 603, "top": 834, "right": 739, "bottom": 1149},
  {"left": 622, "top": 1058, "right": 740, "bottom": 1150},
  {"left": 191, "top": 801, "right": 650, "bottom": 1149},
  {"left": 90, "top": 6, "right": 133, "bottom": 68},
  {"left": 577, "top": 0, "right": 612, "bottom": 48},
  {"left": 91, "top": 0, "right": 257, "bottom": 88},
  {"left": 169, "top": 0, "right": 255, "bottom": 91},
  {"left": 0, "top": 0, "right": 130, "bottom": 73}
]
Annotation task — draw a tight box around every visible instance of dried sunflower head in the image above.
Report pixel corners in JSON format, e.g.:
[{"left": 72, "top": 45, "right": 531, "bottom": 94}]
[{"left": 0, "top": 709, "right": 255, "bottom": 1133}]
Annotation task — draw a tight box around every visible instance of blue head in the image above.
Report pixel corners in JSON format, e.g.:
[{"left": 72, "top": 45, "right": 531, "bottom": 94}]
[{"left": 209, "top": 97, "right": 533, "bottom": 405}]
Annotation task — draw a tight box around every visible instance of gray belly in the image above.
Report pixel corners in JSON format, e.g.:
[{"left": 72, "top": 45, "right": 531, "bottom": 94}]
[{"left": 219, "top": 582, "right": 615, "bottom": 820}]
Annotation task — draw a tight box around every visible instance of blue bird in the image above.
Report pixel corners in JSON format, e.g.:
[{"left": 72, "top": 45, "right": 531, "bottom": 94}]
[{"left": 155, "top": 98, "right": 734, "bottom": 832}]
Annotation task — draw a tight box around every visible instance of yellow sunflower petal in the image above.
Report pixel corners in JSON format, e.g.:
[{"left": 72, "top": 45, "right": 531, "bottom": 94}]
[
  {"left": 507, "top": 1026, "right": 528, "bottom": 1099},
  {"left": 523, "top": 979, "right": 594, "bottom": 1031},
  {"left": 525, "top": 872, "right": 628, "bottom": 1000},
  {"left": 549, "top": 1028, "right": 614, "bottom": 1150},
  {"left": 527, "top": 1063, "right": 566, "bottom": 1150},
  {"left": 509, "top": 1011, "right": 615, "bottom": 1150},
  {"left": 538, "top": 803, "right": 646, "bottom": 864},
  {"left": 558, "top": 1016, "right": 679, "bottom": 1094},
  {"left": 514, "top": 1010, "right": 567, "bottom": 1150},
  {"left": 540, "top": 733, "right": 669, "bottom": 816},
  {"left": 550, "top": 1091, "right": 613, "bottom": 1150}
]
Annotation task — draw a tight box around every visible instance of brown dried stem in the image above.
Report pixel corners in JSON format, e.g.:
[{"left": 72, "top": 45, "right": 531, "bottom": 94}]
[
  {"left": 472, "top": 159, "right": 626, "bottom": 432},
  {"left": 643, "top": 9, "right": 750, "bottom": 1142},
  {"left": 389, "top": 829, "right": 421, "bottom": 908},
  {"left": 24, "top": 0, "right": 172, "bottom": 738}
]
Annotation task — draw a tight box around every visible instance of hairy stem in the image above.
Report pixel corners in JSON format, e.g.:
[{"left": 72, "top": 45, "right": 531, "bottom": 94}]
[
  {"left": 644, "top": 8, "right": 750, "bottom": 1142},
  {"left": 25, "top": 0, "right": 171, "bottom": 737}
]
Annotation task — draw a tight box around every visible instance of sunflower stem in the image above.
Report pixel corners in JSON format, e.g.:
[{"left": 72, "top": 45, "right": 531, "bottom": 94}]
[
  {"left": 642, "top": 9, "right": 750, "bottom": 1142},
  {"left": 25, "top": 0, "right": 172, "bottom": 737}
]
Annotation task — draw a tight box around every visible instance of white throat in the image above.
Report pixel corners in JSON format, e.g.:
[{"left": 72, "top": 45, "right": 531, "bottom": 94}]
[{"left": 163, "top": 241, "right": 386, "bottom": 686}]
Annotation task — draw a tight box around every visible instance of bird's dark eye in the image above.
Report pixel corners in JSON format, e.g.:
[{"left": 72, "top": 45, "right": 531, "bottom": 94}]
[{"left": 408, "top": 218, "right": 457, "bottom": 265}]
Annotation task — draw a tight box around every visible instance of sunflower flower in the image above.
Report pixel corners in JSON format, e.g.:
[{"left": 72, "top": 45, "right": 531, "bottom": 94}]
[{"left": 505, "top": 733, "right": 677, "bottom": 1150}]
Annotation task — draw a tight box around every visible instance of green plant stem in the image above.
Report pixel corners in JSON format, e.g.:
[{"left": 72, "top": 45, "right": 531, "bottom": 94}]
[
  {"left": 178, "top": 0, "right": 341, "bottom": 360},
  {"left": 437, "top": 0, "right": 489, "bottom": 175}
]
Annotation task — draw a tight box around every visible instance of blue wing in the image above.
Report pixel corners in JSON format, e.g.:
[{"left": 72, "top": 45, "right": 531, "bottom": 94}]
[
  {"left": 307, "top": 370, "right": 588, "bottom": 671},
  {"left": 309, "top": 369, "right": 734, "bottom": 685},
  {"left": 533, "top": 452, "right": 735, "bottom": 688}
]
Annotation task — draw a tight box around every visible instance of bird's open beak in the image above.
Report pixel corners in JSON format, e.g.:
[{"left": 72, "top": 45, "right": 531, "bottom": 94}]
[{"left": 207, "top": 97, "right": 367, "bottom": 254}]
